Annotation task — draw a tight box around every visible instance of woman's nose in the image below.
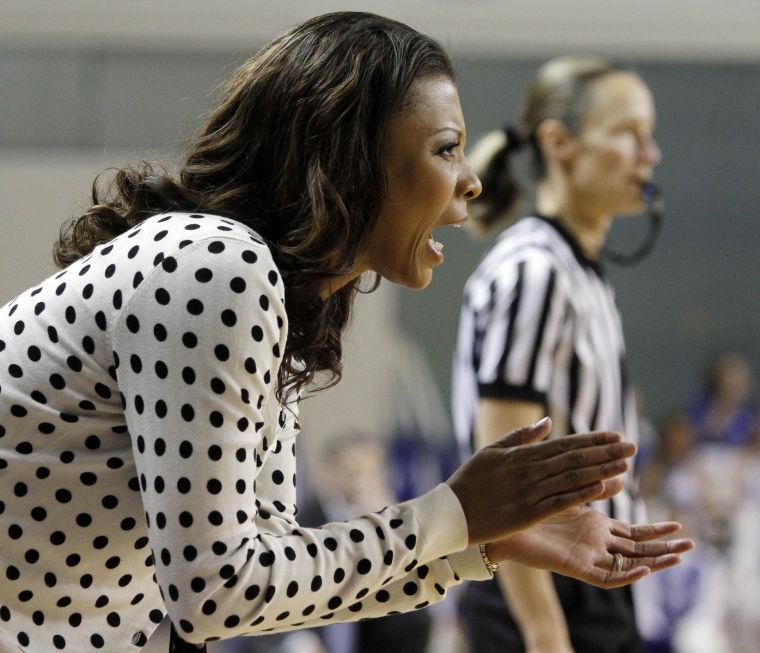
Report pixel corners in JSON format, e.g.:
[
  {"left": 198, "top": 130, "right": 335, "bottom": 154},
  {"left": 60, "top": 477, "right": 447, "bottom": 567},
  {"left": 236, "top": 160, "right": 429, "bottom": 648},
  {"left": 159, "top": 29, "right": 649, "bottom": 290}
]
[{"left": 462, "top": 166, "right": 482, "bottom": 200}]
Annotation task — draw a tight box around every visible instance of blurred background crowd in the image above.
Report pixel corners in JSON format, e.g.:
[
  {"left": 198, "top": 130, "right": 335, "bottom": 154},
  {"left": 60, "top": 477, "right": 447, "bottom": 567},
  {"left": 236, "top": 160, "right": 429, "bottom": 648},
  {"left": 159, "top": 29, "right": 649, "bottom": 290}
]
[
  {"left": 634, "top": 352, "right": 760, "bottom": 653},
  {"left": 2, "top": 2, "right": 759, "bottom": 652}
]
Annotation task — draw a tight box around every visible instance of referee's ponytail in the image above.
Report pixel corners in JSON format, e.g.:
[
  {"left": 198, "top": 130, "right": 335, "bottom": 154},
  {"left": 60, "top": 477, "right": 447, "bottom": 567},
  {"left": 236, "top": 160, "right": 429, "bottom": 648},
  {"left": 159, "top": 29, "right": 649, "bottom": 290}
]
[{"left": 466, "top": 127, "right": 525, "bottom": 235}]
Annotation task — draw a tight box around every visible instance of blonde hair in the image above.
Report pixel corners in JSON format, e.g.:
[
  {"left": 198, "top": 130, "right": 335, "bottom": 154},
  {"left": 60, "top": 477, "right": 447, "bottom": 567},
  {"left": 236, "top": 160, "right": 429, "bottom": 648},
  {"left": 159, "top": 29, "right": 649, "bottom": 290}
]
[{"left": 468, "top": 55, "right": 623, "bottom": 234}]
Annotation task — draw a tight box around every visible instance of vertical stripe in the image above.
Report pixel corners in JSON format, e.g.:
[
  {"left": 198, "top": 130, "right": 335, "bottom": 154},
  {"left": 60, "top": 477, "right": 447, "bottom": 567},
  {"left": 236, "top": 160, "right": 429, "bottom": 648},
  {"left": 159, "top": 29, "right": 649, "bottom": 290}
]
[
  {"left": 589, "top": 389, "right": 600, "bottom": 431},
  {"left": 619, "top": 354, "right": 629, "bottom": 423},
  {"left": 567, "top": 350, "right": 580, "bottom": 434},
  {"left": 525, "top": 269, "right": 557, "bottom": 388},
  {"left": 497, "top": 260, "right": 525, "bottom": 384},
  {"left": 472, "top": 280, "right": 498, "bottom": 374}
]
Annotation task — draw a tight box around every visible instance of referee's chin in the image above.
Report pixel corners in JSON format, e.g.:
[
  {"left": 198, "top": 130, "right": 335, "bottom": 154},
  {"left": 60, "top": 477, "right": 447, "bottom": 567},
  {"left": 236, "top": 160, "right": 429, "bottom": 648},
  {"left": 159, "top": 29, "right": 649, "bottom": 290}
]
[{"left": 616, "top": 198, "right": 648, "bottom": 218}]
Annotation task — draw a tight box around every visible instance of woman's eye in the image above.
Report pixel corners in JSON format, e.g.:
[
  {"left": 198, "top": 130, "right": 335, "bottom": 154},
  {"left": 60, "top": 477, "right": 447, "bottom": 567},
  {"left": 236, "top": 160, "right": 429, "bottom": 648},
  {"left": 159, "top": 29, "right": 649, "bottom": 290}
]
[{"left": 437, "top": 142, "right": 460, "bottom": 157}]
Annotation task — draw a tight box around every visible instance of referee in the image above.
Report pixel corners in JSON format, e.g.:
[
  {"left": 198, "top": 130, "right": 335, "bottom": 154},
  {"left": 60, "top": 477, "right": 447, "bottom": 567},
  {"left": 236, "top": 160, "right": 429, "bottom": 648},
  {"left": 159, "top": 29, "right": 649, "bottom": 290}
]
[{"left": 452, "top": 56, "right": 662, "bottom": 653}]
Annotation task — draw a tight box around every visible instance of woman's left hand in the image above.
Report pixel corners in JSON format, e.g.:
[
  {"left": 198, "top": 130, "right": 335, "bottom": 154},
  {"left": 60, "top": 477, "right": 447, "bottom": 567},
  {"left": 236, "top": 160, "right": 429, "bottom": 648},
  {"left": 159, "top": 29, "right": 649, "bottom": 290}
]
[{"left": 485, "top": 506, "right": 694, "bottom": 589}]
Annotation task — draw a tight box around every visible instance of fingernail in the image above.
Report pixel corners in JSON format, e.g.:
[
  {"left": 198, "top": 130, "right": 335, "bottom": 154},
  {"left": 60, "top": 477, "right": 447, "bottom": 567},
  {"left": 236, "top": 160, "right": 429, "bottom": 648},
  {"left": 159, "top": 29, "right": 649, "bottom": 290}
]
[{"left": 533, "top": 416, "right": 550, "bottom": 429}]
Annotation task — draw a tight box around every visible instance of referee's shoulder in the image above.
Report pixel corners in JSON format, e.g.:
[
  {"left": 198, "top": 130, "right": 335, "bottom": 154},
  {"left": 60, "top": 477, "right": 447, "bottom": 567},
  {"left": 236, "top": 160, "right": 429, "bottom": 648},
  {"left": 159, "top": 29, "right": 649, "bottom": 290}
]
[{"left": 481, "top": 233, "right": 565, "bottom": 280}]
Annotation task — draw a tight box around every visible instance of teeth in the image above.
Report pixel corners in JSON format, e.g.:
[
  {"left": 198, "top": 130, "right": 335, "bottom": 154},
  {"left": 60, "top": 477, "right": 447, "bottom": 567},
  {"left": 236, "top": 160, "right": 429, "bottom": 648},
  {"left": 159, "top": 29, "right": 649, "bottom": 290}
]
[
  {"left": 430, "top": 239, "right": 444, "bottom": 254},
  {"left": 451, "top": 223, "right": 463, "bottom": 228}
]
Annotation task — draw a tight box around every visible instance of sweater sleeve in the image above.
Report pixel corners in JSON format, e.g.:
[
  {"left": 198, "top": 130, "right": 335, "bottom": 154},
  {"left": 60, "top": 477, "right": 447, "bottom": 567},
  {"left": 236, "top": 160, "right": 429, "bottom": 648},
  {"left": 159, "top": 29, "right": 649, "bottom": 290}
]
[{"left": 112, "top": 236, "right": 488, "bottom": 644}]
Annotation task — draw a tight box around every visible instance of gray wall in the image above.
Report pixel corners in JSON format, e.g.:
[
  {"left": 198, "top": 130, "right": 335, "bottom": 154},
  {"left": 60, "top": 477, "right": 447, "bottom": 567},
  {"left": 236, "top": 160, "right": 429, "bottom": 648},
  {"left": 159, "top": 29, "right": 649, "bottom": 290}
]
[
  {"left": 2, "top": 48, "right": 759, "bottom": 422},
  {"left": 401, "top": 58, "right": 760, "bottom": 421}
]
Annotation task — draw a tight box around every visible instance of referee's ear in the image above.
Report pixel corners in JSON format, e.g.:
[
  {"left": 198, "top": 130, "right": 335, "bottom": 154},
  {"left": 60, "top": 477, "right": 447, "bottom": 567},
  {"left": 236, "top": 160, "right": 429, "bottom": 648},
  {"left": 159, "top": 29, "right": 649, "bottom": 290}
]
[
  {"left": 536, "top": 118, "right": 574, "bottom": 170},
  {"left": 492, "top": 416, "right": 551, "bottom": 449}
]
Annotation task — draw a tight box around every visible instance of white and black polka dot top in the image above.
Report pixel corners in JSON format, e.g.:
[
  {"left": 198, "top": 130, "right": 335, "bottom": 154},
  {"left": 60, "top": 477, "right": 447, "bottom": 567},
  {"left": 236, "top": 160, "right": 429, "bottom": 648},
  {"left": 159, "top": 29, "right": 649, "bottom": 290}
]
[{"left": 0, "top": 213, "right": 488, "bottom": 652}]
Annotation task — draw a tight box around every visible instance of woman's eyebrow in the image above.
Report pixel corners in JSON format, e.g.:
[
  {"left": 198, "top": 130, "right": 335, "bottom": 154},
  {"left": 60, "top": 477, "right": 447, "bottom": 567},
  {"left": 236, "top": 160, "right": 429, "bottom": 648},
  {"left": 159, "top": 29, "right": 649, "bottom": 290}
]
[{"left": 429, "top": 125, "right": 464, "bottom": 137}]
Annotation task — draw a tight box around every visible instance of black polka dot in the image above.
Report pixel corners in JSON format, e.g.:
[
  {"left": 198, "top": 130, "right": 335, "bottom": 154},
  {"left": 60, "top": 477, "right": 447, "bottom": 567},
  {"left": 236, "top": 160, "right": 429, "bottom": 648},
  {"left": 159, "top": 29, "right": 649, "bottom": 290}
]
[
  {"left": 76, "top": 512, "right": 93, "bottom": 527},
  {"left": 154, "top": 323, "right": 168, "bottom": 341},
  {"left": 155, "top": 288, "right": 170, "bottom": 305},
  {"left": 126, "top": 314, "right": 140, "bottom": 333},
  {"left": 214, "top": 344, "right": 229, "bottom": 361},
  {"left": 350, "top": 528, "right": 365, "bottom": 543},
  {"left": 357, "top": 559, "right": 372, "bottom": 574},
  {"left": 55, "top": 489, "right": 72, "bottom": 503},
  {"left": 195, "top": 267, "right": 213, "bottom": 283},
  {"left": 187, "top": 298, "right": 204, "bottom": 315},
  {"left": 162, "top": 256, "right": 177, "bottom": 272},
  {"left": 181, "top": 404, "right": 195, "bottom": 421},
  {"left": 221, "top": 309, "right": 237, "bottom": 326},
  {"left": 101, "top": 495, "right": 118, "bottom": 509},
  {"left": 403, "top": 581, "right": 418, "bottom": 596}
]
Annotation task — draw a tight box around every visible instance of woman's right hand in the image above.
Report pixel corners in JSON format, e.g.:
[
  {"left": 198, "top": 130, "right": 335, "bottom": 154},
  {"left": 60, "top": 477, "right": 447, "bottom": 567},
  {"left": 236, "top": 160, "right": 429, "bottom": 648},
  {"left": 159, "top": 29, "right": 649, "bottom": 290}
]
[{"left": 446, "top": 417, "right": 635, "bottom": 544}]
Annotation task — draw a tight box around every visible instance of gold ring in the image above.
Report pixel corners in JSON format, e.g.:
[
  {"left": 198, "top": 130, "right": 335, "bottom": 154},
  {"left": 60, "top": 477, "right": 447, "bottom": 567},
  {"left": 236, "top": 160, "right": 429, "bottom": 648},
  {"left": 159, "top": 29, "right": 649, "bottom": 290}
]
[{"left": 613, "top": 552, "right": 624, "bottom": 572}]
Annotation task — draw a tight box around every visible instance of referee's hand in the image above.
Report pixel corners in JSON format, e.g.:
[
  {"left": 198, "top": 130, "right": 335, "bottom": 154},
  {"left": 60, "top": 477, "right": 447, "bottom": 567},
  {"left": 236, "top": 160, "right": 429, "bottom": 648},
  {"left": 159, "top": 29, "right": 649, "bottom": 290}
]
[{"left": 446, "top": 417, "right": 635, "bottom": 545}]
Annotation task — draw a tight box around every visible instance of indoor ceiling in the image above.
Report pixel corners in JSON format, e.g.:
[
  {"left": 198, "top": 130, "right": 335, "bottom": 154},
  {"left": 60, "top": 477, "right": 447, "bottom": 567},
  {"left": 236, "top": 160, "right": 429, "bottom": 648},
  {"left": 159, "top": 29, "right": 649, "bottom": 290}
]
[{"left": 3, "top": 0, "right": 760, "bottom": 61}]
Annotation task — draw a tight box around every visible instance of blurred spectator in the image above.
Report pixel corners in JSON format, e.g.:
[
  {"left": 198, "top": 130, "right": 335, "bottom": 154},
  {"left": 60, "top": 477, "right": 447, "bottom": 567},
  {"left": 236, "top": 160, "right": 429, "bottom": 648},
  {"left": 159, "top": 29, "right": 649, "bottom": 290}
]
[
  {"left": 637, "top": 368, "right": 760, "bottom": 653},
  {"left": 724, "top": 454, "right": 760, "bottom": 653},
  {"left": 638, "top": 413, "right": 695, "bottom": 518},
  {"left": 688, "top": 353, "right": 758, "bottom": 447}
]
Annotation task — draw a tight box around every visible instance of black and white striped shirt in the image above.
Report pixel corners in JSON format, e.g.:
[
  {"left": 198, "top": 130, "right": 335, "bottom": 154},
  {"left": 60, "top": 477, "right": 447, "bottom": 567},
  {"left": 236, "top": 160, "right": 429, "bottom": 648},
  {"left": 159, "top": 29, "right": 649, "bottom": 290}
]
[{"left": 452, "top": 216, "right": 639, "bottom": 522}]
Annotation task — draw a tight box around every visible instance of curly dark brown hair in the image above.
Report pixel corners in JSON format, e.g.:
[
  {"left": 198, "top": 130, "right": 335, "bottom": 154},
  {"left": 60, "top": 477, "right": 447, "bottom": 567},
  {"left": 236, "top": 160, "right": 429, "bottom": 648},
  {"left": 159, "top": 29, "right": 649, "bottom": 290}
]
[{"left": 54, "top": 12, "right": 455, "bottom": 400}]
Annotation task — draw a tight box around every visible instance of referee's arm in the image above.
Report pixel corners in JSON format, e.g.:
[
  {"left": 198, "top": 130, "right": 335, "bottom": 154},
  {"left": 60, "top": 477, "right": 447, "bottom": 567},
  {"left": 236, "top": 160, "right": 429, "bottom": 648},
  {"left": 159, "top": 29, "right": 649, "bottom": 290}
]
[{"left": 475, "top": 398, "right": 574, "bottom": 653}]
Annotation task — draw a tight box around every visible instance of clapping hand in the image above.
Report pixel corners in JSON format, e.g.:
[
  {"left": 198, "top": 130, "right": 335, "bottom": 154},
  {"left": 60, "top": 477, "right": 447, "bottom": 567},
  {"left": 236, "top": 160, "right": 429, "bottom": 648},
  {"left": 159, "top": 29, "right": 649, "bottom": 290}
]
[{"left": 447, "top": 417, "right": 637, "bottom": 544}]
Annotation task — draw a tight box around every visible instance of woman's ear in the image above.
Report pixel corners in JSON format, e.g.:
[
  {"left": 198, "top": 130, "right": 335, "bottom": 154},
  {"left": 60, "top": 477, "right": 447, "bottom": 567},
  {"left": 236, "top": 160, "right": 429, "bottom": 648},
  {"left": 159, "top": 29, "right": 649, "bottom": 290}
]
[{"left": 535, "top": 119, "right": 574, "bottom": 170}]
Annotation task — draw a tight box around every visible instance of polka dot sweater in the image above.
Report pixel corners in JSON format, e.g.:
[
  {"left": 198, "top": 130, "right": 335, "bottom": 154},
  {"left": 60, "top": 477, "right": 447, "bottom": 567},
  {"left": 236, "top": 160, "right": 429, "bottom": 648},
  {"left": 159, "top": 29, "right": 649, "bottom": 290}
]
[{"left": 0, "top": 213, "right": 489, "bottom": 652}]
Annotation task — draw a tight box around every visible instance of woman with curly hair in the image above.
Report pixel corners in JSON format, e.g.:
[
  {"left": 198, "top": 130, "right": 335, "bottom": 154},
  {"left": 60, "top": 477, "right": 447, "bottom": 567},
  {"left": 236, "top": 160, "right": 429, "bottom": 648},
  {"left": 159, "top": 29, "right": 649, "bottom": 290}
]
[{"left": 0, "top": 14, "right": 690, "bottom": 652}]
